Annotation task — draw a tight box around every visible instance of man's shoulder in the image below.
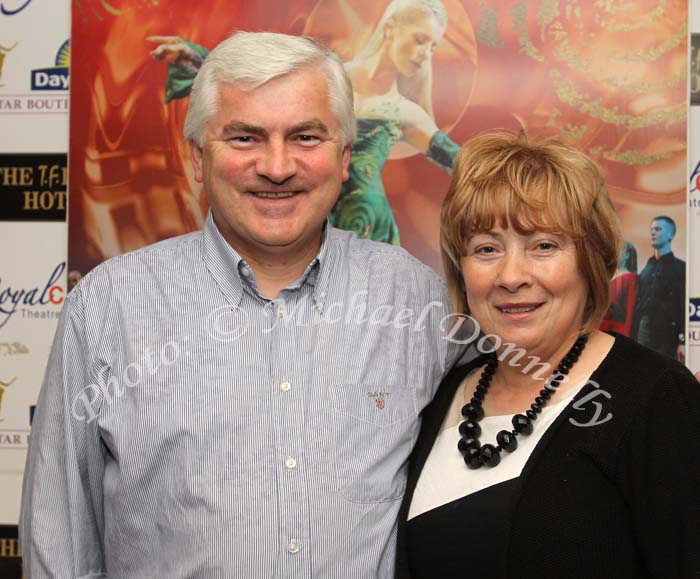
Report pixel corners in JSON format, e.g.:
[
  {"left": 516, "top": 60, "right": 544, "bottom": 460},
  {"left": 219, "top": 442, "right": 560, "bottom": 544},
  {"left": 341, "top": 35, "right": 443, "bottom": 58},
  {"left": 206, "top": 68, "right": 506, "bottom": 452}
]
[
  {"left": 119, "top": 230, "right": 202, "bottom": 258},
  {"left": 327, "top": 227, "right": 445, "bottom": 287},
  {"left": 671, "top": 254, "right": 686, "bottom": 268},
  {"left": 78, "top": 231, "right": 203, "bottom": 290},
  {"left": 642, "top": 252, "right": 687, "bottom": 267}
]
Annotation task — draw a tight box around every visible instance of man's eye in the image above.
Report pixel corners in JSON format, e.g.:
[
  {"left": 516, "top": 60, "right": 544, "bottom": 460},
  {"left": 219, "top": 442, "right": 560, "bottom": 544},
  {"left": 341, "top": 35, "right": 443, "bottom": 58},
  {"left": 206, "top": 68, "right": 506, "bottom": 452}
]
[{"left": 296, "top": 135, "right": 321, "bottom": 145}]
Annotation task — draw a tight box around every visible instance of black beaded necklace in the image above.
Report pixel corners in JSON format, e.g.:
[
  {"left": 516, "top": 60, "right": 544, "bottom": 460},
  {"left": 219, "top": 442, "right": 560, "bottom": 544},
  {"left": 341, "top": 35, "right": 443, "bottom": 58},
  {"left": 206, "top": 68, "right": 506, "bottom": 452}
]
[{"left": 457, "top": 334, "right": 589, "bottom": 469}]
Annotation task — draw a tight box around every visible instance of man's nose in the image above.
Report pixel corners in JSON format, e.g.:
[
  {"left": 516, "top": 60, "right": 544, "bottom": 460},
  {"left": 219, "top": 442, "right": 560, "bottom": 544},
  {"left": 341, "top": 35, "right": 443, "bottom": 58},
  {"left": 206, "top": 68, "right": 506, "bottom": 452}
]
[{"left": 257, "top": 140, "right": 296, "bottom": 184}]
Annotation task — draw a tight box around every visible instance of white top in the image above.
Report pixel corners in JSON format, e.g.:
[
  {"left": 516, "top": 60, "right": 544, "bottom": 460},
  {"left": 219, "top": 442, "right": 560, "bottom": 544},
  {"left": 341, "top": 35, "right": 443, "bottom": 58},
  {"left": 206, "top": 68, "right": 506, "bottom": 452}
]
[{"left": 408, "top": 381, "right": 586, "bottom": 520}]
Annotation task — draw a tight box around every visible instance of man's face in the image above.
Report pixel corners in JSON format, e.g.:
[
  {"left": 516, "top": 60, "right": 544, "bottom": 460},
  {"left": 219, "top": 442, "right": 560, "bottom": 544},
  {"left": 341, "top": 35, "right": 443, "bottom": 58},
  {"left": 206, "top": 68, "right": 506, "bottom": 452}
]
[
  {"left": 650, "top": 219, "right": 673, "bottom": 249},
  {"left": 192, "top": 68, "right": 350, "bottom": 261}
]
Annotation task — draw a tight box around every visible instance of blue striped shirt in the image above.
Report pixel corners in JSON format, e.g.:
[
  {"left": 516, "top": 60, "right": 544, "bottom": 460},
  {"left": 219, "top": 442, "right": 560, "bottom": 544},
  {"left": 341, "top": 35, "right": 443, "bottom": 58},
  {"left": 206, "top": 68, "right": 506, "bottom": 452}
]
[{"left": 20, "top": 213, "right": 461, "bottom": 579}]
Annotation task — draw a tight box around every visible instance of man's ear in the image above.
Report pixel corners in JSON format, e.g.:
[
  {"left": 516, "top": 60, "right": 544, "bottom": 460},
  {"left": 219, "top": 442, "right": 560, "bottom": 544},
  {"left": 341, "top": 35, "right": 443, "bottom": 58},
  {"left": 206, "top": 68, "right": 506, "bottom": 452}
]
[
  {"left": 191, "top": 142, "right": 204, "bottom": 183},
  {"left": 341, "top": 145, "right": 350, "bottom": 182}
]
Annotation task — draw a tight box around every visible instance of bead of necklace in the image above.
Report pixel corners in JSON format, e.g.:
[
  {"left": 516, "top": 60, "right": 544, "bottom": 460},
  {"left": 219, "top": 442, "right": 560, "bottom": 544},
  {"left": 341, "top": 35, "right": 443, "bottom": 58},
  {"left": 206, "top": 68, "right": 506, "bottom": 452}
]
[{"left": 457, "top": 334, "right": 589, "bottom": 469}]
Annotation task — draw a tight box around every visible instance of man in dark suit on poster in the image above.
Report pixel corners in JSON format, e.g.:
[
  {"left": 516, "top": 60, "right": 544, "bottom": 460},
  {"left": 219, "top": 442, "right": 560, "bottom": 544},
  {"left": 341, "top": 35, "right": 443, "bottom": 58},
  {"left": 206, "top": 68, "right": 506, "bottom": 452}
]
[{"left": 633, "top": 215, "right": 686, "bottom": 359}]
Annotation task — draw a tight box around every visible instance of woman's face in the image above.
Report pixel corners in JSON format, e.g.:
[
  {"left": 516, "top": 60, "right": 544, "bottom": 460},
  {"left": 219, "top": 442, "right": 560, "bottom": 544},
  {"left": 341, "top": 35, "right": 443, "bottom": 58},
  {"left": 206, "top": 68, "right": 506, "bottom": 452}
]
[
  {"left": 385, "top": 13, "right": 444, "bottom": 77},
  {"left": 461, "top": 225, "right": 589, "bottom": 361}
]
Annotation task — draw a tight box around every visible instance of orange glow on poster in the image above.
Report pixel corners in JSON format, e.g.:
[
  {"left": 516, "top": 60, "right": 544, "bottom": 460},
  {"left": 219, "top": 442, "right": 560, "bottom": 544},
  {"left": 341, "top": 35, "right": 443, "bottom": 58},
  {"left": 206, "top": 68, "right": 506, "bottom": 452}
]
[{"left": 69, "top": 0, "right": 688, "bottom": 275}]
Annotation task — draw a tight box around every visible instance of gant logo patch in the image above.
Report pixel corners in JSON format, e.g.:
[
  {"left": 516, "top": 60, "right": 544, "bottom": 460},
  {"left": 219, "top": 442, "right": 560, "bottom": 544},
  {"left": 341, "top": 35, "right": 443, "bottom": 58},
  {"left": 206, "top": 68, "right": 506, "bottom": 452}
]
[{"left": 367, "top": 391, "right": 389, "bottom": 409}]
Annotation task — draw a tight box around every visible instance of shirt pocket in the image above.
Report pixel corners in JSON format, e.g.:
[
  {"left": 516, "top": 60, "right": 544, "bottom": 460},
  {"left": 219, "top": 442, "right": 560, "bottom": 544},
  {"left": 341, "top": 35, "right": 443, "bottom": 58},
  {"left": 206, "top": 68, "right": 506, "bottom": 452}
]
[{"left": 329, "top": 383, "right": 418, "bottom": 503}]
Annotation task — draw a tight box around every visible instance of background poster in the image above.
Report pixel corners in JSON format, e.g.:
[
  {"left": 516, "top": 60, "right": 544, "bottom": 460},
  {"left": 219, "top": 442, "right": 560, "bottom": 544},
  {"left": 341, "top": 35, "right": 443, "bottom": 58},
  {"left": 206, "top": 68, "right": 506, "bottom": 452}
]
[
  {"left": 0, "top": 0, "right": 690, "bottom": 572},
  {"left": 0, "top": 0, "right": 69, "bottom": 538},
  {"left": 69, "top": 0, "right": 687, "bottom": 277}
]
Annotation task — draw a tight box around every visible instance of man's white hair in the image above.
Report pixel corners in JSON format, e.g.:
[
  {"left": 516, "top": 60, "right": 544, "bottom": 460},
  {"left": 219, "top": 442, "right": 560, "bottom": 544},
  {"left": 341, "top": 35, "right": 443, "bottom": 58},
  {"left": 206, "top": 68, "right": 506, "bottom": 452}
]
[{"left": 184, "top": 31, "right": 356, "bottom": 148}]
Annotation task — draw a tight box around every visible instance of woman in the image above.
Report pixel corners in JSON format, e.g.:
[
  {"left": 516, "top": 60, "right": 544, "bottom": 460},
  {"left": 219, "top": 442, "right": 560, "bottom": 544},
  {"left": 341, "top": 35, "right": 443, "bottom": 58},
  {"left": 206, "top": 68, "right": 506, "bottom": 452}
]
[
  {"left": 600, "top": 240, "right": 638, "bottom": 336},
  {"left": 147, "top": 0, "right": 460, "bottom": 245},
  {"left": 396, "top": 131, "right": 700, "bottom": 578}
]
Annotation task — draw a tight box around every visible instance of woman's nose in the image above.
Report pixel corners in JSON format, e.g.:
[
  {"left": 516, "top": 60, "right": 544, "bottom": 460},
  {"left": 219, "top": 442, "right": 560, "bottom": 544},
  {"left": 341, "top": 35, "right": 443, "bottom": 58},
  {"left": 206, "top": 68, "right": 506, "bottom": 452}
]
[{"left": 496, "top": 250, "right": 533, "bottom": 291}]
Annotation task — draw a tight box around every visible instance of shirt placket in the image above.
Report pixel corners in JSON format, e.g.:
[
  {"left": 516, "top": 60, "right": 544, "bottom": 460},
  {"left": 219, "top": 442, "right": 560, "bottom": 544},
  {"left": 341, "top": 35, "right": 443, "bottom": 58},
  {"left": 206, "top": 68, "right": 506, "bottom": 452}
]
[{"left": 268, "top": 288, "right": 312, "bottom": 579}]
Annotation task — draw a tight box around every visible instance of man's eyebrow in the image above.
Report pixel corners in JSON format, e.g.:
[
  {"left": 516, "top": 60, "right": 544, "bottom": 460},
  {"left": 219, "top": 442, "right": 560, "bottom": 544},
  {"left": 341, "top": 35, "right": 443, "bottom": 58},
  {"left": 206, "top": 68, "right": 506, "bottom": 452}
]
[
  {"left": 219, "top": 120, "right": 330, "bottom": 139},
  {"left": 220, "top": 122, "right": 267, "bottom": 138},
  {"left": 287, "top": 120, "right": 329, "bottom": 136}
]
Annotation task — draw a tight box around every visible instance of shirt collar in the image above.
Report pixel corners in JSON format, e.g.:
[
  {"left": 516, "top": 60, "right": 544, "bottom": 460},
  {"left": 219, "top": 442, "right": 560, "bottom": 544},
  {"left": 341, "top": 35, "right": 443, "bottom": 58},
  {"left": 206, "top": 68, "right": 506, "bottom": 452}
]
[
  {"left": 311, "top": 219, "right": 336, "bottom": 311},
  {"left": 202, "top": 211, "right": 334, "bottom": 308},
  {"left": 202, "top": 212, "right": 247, "bottom": 306},
  {"left": 303, "top": 219, "right": 333, "bottom": 311}
]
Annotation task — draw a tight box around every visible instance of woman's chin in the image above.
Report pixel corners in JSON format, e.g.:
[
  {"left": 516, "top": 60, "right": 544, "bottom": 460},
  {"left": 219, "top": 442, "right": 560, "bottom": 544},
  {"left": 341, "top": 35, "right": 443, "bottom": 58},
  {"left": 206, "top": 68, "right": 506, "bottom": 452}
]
[{"left": 493, "top": 333, "right": 547, "bottom": 360}]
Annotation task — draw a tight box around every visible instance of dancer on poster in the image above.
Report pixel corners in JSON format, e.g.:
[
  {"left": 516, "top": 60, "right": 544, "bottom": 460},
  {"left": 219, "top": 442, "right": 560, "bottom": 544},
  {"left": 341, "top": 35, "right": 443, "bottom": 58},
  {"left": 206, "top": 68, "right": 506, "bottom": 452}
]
[
  {"left": 148, "top": 0, "right": 460, "bottom": 245},
  {"left": 599, "top": 241, "right": 638, "bottom": 337}
]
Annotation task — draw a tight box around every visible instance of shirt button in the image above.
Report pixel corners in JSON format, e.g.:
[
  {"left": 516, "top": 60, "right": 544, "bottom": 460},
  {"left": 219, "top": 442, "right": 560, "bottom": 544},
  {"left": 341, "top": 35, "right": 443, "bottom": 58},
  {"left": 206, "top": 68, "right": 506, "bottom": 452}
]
[
  {"left": 285, "top": 457, "right": 297, "bottom": 469},
  {"left": 287, "top": 541, "right": 300, "bottom": 554},
  {"left": 280, "top": 381, "right": 291, "bottom": 392},
  {"left": 277, "top": 306, "right": 285, "bottom": 318},
  {"left": 240, "top": 267, "right": 250, "bottom": 277}
]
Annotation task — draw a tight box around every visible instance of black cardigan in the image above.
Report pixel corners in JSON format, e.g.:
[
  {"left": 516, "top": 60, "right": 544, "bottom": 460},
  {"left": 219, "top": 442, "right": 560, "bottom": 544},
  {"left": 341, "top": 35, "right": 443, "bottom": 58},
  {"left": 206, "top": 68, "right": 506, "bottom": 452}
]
[{"left": 396, "top": 334, "right": 700, "bottom": 579}]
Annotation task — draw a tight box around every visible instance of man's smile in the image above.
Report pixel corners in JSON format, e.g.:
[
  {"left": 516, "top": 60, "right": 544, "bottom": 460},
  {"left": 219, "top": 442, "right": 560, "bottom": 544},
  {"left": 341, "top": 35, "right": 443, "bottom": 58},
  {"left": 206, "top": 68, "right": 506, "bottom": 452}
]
[{"left": 251, "top": 191, "right": 299, "bottom": 199}]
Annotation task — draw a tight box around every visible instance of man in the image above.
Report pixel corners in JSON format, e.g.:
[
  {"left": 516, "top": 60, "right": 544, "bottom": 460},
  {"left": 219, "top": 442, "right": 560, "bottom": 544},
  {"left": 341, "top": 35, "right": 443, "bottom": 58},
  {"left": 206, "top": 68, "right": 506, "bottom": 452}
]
[
  {"left": 633, "top": 215, "right": 686, "bottom": 358},
  {"left": 20, "top": 32, "right": 460, "bottom": 578}
]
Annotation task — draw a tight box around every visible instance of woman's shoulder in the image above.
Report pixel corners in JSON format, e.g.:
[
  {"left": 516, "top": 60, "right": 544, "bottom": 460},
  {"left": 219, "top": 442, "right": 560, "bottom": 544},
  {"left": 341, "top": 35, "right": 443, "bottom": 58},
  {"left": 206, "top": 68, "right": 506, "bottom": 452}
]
[
  {"left": 599, "top": 333, "right": 690, "bottom": 384},
  {"left": 592, "top": 333, "right": 698, "bottom": 420}
]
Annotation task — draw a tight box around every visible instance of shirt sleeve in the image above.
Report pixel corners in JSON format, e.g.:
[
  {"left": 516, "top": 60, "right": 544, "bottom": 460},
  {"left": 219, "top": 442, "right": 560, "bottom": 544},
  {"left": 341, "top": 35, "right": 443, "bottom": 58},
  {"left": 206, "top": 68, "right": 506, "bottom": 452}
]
[
  {"left": 20, "top": 284, "right": 107, "bottom": 578},
  {"left": 616, "top": 364, "right": 700, "bottom": 578},
  {"left": 412, "top": 268, "right": 475, "bottom": 412}
]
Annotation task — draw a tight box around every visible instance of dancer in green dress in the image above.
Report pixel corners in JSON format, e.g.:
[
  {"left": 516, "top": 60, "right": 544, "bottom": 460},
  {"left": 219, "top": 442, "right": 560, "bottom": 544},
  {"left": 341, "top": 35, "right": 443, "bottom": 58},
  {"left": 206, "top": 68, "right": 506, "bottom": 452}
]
[{"left": 148, "top": 0, "right": 459, "bottom": 245}]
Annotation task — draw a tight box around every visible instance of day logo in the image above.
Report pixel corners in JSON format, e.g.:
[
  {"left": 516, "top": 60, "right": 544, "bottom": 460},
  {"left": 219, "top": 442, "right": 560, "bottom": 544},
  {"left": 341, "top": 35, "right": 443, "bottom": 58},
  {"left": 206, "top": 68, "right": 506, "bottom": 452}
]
[
  {"left": 31, "top": 39, "right": 69, "bottom": 91},
  {"left": 689, "top": 298, "right": 700, "bottom": 323}
]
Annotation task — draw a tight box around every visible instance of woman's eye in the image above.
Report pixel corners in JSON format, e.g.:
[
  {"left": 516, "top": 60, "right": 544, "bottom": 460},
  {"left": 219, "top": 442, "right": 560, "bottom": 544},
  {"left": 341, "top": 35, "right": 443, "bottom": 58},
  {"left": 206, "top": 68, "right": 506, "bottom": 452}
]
[{"left": 536, "top": 242, "right": 556, "bottom": 251}]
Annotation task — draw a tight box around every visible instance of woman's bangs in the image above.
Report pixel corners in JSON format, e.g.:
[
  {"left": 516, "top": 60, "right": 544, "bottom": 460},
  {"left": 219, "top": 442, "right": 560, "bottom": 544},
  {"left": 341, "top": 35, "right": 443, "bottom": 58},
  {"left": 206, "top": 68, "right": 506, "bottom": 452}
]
[
  {"left": 507, "top": 188, "right": 581, "bottom": 238},
  {"left": 462, "top": 184, "right": 581, "bottom": 240}
]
